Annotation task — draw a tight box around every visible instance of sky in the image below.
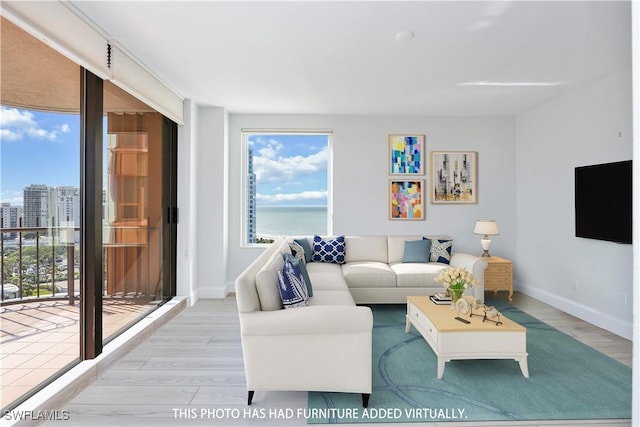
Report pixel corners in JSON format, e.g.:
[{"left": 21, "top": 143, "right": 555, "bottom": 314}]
[
  {"left": 1, "top": 107, "right": 329, "bottom": 208},
  {"left": 1, "top": 106, "right": 80, "bottom": 206},
  {"left": 248, "top": 134, "right": 328, "bottom": 207}
]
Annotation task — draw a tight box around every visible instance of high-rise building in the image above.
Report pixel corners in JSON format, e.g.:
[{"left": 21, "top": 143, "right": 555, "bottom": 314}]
[
  {"left": 0, "top": 203, "right": 23, "bottom": 239},
  {"left": 22, "top": 185, "right": 80, "bottom": 230},
  {"left": 54, "top": 186, "right": 80, "bottom": 227},
  {"left": 23, "top": 184, "right": 53, "bottom": 227},
  {"left": 247, "top": 147, "right": 256, "bottom": 243}
]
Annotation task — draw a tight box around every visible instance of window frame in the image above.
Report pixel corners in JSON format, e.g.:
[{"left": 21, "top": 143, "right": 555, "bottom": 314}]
[{"left": 240, "top": 130, "right": 333, "bottom": 246}]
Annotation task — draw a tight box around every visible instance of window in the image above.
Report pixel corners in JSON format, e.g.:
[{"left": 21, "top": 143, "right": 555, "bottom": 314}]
[{"left": 243, "top": 132, "right": 332, "bottom": 244}]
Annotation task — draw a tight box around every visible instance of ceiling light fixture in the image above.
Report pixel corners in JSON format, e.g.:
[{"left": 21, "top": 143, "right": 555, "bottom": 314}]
[
  {"left": 394, "top": 30, "right": 415, "bottom": 42},
  {"left": 457, "top": 81, "right": 564, "bottom": 87}
]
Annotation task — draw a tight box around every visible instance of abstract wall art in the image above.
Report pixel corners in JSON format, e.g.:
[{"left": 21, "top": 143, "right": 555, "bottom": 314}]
[
  {"left": 389, "top": 179, "right": 424, "bottom": 220},
  {"left": 389, "top": 134, "right": 425, "bottom": 175},
  {"left": 431, "top": 151, "right": 477, "bottom": 204}
]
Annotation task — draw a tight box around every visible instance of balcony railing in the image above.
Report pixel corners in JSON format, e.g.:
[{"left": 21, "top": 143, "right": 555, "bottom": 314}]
[
  {"left": 1, "top": 226, "right": 79, "bottom": 306},
  {"left": 2, "top": 223, "right": 163, "bottom": 306}
]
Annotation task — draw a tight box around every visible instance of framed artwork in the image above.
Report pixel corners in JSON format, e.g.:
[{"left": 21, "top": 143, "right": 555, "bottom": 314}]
[
  {"left": 389, "top": 180, "right": 424, "bottom": 220},
  {"left": 389, "top": 134, "right": 425, "bottom": 175},
  {"left": 430, "top": 151, "right": 477, "bottom": 204}
]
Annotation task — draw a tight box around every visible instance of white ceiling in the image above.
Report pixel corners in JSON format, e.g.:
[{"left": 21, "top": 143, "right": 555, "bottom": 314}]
[{"left": 70, "top": 1, "right": 631, "bottom": 116}]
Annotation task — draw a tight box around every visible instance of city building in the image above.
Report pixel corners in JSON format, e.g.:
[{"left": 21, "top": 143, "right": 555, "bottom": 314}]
[
  {"left": 52, "top": 186, "right": 80, "bottom": 227},
  {"left": 0, "top": 203, "right": 22, "bottom": 239},
  {"left": 247, "top": 147, "right": 256, "bottom": 243},
  {"left": 22, "top": 184, "right": 53, "bottom": 228},
  {"left": 21, "top": 185, "right": 80, "bottom": 229}
]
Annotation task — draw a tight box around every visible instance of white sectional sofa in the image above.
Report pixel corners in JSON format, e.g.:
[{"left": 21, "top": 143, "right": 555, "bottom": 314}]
[{"left": 234, "top": 235, "right": 488, "bottom": 407}]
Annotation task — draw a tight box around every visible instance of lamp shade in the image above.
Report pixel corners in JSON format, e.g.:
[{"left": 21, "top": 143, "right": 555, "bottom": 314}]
[{"left": 474, "top": 220, "right": 499, "bottom": 236}]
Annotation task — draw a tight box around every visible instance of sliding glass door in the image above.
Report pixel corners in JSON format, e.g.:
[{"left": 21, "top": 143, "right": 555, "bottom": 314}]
[
  {"left": 1, "top": 16, "right": 82, "bottom": 409},
  {"left": 1, "top": 17, "right": 177, "bottom": 411},
  {"left": 102, "top": 82, "right": 176, "bottom": 343}
]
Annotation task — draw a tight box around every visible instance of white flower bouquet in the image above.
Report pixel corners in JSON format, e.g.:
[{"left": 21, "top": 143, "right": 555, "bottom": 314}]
[{"left": 434, "top": 267, "right": 478, "bottom": 292}]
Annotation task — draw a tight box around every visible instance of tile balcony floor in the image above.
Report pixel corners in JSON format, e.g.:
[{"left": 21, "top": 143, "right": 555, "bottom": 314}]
[{"left": 0, "top": 298, "right": 154, "bottom": 409}]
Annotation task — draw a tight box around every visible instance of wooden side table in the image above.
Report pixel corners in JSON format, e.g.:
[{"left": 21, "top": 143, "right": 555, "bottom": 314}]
[{"left": 484, "top": 256, "right": 513, "bottom": 302}]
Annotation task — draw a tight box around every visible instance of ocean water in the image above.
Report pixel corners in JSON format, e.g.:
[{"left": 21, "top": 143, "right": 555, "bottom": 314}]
[{"left": 256, "top": 206, "right": 327, "bottom": 237}]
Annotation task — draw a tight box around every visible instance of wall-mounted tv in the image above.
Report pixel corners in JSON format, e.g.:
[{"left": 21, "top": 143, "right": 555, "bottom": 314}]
[{"left": 574, "top": 160, "right": 632, "bottom": 244}]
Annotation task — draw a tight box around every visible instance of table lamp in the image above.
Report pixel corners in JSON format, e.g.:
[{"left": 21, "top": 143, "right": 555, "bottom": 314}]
[{"left": 473, "top": 220, "right": 499, "bottom": 257}]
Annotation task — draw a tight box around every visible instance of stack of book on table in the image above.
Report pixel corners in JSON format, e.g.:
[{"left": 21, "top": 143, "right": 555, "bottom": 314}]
[{"left": 429, "top": 292, "right": 452, "bottom": 305}]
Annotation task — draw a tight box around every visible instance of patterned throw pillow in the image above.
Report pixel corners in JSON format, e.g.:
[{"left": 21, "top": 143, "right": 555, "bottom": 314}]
[
  {"left": 430, "top": 238, "right": 453, "bottom": 264},
  {"left": 283, "top": 253, "right": 313, "bottom": 297},
  {"left": 277, "top": 258, "right": 309, "bottom": 309},
  {"left": 289, "top": 241, "right": 306, "bottom": 264},
  {"left": 294, "top": 238, "right": 313, "bottom": 263},
  {"left": 312, "top": 235, "right": 346, "bottom": 264}
]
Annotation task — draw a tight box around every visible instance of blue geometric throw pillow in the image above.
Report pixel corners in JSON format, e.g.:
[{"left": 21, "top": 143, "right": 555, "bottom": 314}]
[
  {"left": 430, "top": 238, "right": 453, "bottom": 264},
  {"left": 312, "top": 235, "right": 346, "bottom": 264},
  {"left": 277, "top": 258, "right": 309, "bottom": 309}
]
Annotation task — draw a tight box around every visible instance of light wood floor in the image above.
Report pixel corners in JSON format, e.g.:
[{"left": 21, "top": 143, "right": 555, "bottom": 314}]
[{"left": 38, "top": 292, "right": 632, "bottom": 427}]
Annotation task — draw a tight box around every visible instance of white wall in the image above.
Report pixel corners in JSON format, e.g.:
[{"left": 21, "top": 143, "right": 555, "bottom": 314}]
[
  {"left": 185, "top": 105, "right": 230, "bottom": 299},
  {"left": 183, "top": 74, "right": 634, "bottom": 341},
  {"left": 226, "top": 114, "right": 516, "bottom": 286},
  {"left": 515, "top": 68, "right": 634, "bottom": 339}
]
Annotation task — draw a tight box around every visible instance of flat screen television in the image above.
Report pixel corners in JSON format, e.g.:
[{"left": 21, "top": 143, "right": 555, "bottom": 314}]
[{"left": 574, "top": 160, "right": 632, "bottom": 244}]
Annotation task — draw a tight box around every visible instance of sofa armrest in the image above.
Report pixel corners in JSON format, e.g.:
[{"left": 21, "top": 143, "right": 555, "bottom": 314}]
[
  {"left": 450, "top": 252, "right": 487, "bottom": 272},
  {"left": 240, "top": 305, "right": 373, "bottom": 336},
  {"left": 450, "top": 253, "right": 488, "bottom": 301},
  {"left": 240, "top": 305, "right": 373, "bottom": 394}
]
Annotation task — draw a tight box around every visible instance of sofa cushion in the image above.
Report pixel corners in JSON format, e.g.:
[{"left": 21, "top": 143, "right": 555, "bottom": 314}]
[
  {"left": 429, "top": 238, "right": 453, "bottom": 264},
  {"left": 402, "top": 239, "right": 432, "bottom": 263},
  {"left": 277, "top": 258, "right": 309, "bottom": 309},
  {"left": 342, "top": 262, "right": 397, "bottom": 288},
  {"left": 305, "top": 261, "right": 344, "bottom": 275},
  {"left": 306, "top": 262, "right": 349, "bottom": 292},
  {"left": 387, "top": 235, "right": 424, "bottom": 263},
  {"left": 283, "top": 253, "right": 313, "bottom": 297},
  {"left": 390, "top": 262, "right": 449, "bottom": 288},
  {"left": 307, "top": 290, "right": 355, "bottom": 306},
  {"left": 312, "top": 235, "right": 346, "bottom": 264},
  {"left": 255, "top": 251, "right": 286, "bottom": 311},
  {"left": 344, "top": 236, "right": 388, "bottom": 263}
]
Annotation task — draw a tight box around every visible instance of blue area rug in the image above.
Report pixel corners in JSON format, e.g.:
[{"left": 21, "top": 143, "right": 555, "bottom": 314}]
[{"left": 307, "top": 300, "right": 632, "bottom": 424}]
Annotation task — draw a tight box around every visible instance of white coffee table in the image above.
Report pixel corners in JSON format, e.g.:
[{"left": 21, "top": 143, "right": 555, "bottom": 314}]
[{"left": 406, "top": 296, "right": 529, "bottom": 379}]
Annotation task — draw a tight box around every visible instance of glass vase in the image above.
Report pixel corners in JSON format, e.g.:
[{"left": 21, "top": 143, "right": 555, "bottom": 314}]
[{"left": 450, "top": 288, "right": 464, "bottom": 303}]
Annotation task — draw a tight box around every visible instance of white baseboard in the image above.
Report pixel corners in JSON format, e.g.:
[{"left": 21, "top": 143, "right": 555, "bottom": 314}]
[
  {"left": 197, "top": 284, "right": 231, "bottom": 299},
  {"left": 225, "top": 281, "right": 235, "bottom": 296},
  {"left": 517, "top": 284, "right": 633, "bottom": 340},
  {"left": 187, "top": 289, "right": 199, "bottom": 306}
]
